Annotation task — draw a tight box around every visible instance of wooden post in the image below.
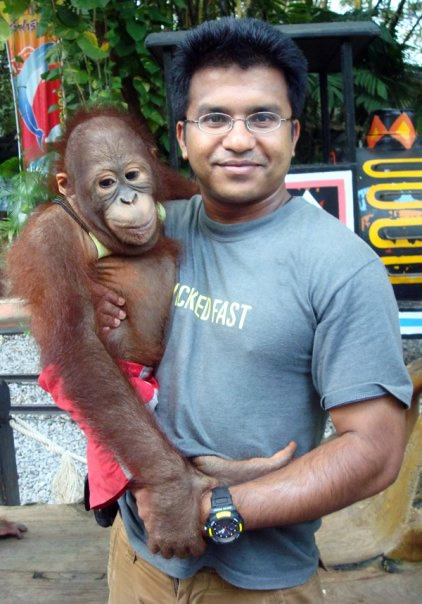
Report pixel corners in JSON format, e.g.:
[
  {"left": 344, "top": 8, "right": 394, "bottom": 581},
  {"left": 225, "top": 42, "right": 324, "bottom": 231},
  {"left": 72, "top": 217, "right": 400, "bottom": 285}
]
[
  {"left": 319, "top": 70, "right": 331, "bottom": 163},
  {"left": 340, "top": 39, "right": 357, "bottom": 163},
  {"left": 0, "top": 380, "right": 20, "bottom": 505}
]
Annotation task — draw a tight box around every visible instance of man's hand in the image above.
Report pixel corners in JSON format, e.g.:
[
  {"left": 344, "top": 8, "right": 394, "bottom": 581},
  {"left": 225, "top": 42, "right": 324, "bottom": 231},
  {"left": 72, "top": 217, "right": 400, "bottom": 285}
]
[
  {"left": 131, "top": 464, "right": 218, "bottom": 559},
  {"left": 192, "top": 441, "right": 297, "bottom": 485},
  {"left": 91, "top": 282, "right": 126, "bottom": 332}
]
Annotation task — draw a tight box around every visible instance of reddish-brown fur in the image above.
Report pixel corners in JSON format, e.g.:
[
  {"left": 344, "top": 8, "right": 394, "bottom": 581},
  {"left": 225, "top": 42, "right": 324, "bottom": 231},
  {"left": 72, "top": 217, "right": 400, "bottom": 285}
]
[
  {"left": 7, "top": 108, "right": 197, "bottom": 459},
  {"left": 6, "top": 109, "right": 214, "bottom": 557}
]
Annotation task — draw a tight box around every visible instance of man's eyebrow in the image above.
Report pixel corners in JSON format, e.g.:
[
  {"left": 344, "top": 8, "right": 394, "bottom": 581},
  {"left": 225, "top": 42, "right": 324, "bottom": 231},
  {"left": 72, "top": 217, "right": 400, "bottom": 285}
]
[
  {"left": 196, "top": 104, "right": 227, "bottom": 115},
  {"left": 195, "top": 103, "right": 283, "bottom": 116}
]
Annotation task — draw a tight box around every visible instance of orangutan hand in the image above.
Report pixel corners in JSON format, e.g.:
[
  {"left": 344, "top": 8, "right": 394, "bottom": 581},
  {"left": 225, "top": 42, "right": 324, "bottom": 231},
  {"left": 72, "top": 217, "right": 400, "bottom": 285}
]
[{"left": 130, "top": 463, "right": 218, "bottom": 559}]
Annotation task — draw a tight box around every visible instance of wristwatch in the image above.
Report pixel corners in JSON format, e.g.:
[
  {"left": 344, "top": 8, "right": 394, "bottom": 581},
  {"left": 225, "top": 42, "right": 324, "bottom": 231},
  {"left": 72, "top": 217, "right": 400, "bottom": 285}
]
[{"left": 204, "top": 486, "right": 244, "bottom": 544}]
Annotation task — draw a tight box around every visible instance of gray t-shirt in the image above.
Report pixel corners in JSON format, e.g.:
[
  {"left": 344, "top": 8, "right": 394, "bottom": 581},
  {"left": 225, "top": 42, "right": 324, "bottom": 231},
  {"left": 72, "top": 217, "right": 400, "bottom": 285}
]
[{"left": 119, "top": 196, "right": 412, "bottom": 589}]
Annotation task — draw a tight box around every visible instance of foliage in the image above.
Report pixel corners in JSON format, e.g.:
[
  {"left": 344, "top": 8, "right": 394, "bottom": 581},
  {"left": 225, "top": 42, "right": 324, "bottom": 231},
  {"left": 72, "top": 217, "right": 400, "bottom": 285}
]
[
  {"left": 0, "top": 165, "right": 51, "bottom": 242},
  {"left": 0, "top": 46, "right": 16, "bottom": 136},
  {"left": 0, "top": 0, "right": 419, "bottom": 169}
]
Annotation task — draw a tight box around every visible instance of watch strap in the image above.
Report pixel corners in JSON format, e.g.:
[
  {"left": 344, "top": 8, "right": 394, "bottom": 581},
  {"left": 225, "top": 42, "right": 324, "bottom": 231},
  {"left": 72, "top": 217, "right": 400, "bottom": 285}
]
[{"left": 210, "top": 486, "right": 234, "bottom": 509}]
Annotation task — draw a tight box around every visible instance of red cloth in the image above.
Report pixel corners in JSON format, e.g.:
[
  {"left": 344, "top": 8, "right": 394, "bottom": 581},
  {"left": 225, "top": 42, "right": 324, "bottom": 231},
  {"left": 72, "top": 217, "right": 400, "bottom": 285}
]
[{"left": 38, "top": 360, "right": 159, "bottom": 509}]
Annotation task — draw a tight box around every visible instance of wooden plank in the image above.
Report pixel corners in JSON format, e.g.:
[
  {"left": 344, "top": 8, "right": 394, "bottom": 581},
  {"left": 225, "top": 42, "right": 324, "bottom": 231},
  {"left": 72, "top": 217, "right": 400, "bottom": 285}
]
[
  {"left": 1, "top": 503, "right": 422, "bottom": 603},
  {"left": 0, "top": 504, "right": 109, "bottom": 603},
  {"left": 321, "top": 565, "right": 422, "bottom": 604},
  {"left": 0, "top": 298, "right": 30, "bottom": 331},
  {"left": 0, "top": 570, "right": 108, "bottom": 604}
]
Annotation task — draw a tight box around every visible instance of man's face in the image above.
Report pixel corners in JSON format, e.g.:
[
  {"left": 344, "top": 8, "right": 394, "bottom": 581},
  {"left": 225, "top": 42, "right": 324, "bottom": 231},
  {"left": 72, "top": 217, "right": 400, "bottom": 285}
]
[{"left": 176, "top": 64, "right": 300, "bottom": 220}]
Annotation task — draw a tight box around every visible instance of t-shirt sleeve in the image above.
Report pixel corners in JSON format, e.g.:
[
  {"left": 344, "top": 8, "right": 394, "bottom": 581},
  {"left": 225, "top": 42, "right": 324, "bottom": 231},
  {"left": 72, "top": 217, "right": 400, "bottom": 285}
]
[{"left": 311, "top": 258, "right": 412, "bottom": 410}]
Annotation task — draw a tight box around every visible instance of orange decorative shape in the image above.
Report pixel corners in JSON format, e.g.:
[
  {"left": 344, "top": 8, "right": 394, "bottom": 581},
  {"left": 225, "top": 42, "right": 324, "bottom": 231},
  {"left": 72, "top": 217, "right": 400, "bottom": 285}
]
[
  {"left": 366, "top": 115, "right": 388, "bottom": 149},
  {"left": 390, "top": 113, "right": 417, "bottom": 150}
]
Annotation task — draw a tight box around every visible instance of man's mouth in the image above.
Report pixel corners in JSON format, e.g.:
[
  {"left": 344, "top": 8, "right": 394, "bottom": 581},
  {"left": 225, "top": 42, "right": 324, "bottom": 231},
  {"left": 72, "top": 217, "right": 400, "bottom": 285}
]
[{"left": 216, "top": 160, "right": 263, "bottom": 175}]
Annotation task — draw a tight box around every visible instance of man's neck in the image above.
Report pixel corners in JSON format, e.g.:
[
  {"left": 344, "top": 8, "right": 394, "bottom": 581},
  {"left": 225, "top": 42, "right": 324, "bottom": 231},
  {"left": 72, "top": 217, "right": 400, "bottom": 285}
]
[{"left": 201, "top": 186, "right": 292, "bottom": 224}]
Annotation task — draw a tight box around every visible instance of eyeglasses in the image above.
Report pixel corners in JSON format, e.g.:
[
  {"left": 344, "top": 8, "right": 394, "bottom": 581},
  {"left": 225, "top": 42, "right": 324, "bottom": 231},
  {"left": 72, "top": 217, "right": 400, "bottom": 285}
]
[{"left": 184, "top": 112, "right": 292, "bottom": 135}]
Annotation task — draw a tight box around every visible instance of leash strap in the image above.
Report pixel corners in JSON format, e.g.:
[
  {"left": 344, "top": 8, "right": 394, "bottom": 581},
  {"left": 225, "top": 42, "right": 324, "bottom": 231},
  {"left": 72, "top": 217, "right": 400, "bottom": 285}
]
[{"left": 52, "top": 196, "right": 91, "bottom": 235}]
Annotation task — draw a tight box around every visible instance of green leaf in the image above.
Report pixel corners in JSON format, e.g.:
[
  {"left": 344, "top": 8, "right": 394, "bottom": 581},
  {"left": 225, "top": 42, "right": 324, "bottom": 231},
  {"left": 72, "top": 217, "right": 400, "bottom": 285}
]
[
  {"left": 36, "top": 19, "right": 48, "bottom": 38},
  {"left": 148, "top": 110, "right": 165, "bottom": 126},
  {"left": 41, "top": 67, "right": 61, "bottom": 81},
  {"left": 143, "top": 60, "right": 160, "bottom": 75},
  {"left": 0, "top": 157, "right": 19, "bottom": 178},
  {"left": 114, "top": 41, "right": 135, "bottom": 57},
  {"left": 4, "top": 0, "right": 29, "bottom": 20},
  {"left": 56, "top": 6, "right": 82, "bottom": 29},
  {"left": 147, "top": 6, "right": 171, "bottom": 24},
  {"left": 105, "top": 28, "right": 120, "bottom": 46},
  {"left": 64, "top": 66, "right": 90, "bottom": 85},
  {"left": 132, "top": 76, "right": 150, "bottom": 95},
  {"left": 0, "top": 16, "right": 10, "bottom": 44},
  {"left": 55, "top": 25, "right": 80, "bottom": 41},
  {"left": 71, "top": 0, "right": 110, "bottom": 8},
  {"left": 77, "top": 34, "right": 108, "bottom": 60},
  {"left": 48, "top": 104, "right": 60, "bottom": 114},
  {"left": 126, "top": 19, "right": 146, "bottom": 42}
]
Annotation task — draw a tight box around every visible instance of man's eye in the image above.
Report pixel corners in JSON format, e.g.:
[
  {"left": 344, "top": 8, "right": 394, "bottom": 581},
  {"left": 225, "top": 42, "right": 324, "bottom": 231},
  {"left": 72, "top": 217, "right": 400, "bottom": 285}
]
[
  {"left": 202, "top": 114, "right": 229, "bottom": 126},
  {"left": 126, "top": 170, "right": 139, "bottom": 181},
  {"left": 249, "top": 112, "right": 278, "bottom": 127},
  {"left": 99, "top": 178, "right": 116, "bottom": 188}
]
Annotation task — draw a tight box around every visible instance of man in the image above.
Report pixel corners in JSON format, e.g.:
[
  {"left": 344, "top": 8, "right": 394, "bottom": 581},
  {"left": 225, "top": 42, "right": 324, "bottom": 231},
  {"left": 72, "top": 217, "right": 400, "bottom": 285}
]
[{"left": 101, "top": 17, "right": 412, "bottom": 603}]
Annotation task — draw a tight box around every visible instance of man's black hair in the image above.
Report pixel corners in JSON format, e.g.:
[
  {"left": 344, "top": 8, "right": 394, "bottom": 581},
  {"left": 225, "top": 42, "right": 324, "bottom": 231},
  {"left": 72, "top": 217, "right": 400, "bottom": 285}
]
[{"left": 170, "top": 17, "right": 308, "bottom": 121}]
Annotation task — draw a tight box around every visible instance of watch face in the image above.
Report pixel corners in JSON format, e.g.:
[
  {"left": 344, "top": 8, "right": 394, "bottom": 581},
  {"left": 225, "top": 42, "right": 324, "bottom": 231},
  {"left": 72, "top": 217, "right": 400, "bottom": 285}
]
[{"left": 209, "top": 516, "right": 242, "bottom": 544}]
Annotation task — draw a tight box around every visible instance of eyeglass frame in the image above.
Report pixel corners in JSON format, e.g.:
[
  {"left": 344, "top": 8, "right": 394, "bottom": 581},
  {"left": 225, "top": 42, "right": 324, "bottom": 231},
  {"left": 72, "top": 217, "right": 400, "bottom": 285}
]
[{"left": 183, "top": 112, "right": 293, "bottom": 135}]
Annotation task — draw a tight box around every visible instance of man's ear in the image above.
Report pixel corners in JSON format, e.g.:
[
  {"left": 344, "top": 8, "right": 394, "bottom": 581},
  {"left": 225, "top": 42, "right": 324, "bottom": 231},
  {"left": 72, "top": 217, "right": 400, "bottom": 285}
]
[
  {"left": 291, "top": 119, "right": 301, "bottom": 158},
  {"left": 56, "top": 173, "right": 69, "bottom": 196},
  {"left": 176, "top": 121, "right": 188, "bottom": 161}
]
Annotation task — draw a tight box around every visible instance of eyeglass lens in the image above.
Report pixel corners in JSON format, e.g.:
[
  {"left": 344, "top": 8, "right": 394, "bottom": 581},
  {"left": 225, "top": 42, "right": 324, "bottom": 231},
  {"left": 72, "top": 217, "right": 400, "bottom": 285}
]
[{"left": 199, "top": 112, "right": 282, "bottom": 133}]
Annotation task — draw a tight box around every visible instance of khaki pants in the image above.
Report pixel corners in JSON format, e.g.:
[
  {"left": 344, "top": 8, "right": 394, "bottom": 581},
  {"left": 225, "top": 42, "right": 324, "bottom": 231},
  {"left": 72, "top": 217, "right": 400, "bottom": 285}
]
[{"left": 108, "top": 514, "right": 324, "bottom": 603}]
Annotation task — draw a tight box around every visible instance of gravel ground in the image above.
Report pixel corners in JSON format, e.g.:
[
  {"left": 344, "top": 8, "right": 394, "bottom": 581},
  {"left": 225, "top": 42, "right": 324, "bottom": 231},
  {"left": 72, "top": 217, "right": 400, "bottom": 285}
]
[
  {"left": 1, "top": 333, "right": 87, "bottom": 505},
  {"left": 1, "top": 332, "right": 422, "bottom": 506}
]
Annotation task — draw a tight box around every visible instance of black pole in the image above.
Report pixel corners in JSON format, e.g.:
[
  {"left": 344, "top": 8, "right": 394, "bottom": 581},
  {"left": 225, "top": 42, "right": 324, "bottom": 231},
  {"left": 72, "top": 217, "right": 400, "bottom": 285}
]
[
  {"left": 319, "top": 71, "right": 331, "bottom": 163},
  {"left": 0, "top": 380, "right": 20, "bottom": 505},
  {"left": 341, "top": 39, "right": 357, "bottom": 163},
  {"left": 163, "top": 49, "right": 179, "bottom": 171}
]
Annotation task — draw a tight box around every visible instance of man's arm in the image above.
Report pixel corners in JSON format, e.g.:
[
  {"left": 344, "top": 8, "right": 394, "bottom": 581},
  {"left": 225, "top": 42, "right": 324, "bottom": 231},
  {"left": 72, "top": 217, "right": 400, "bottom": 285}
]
[{"left": 200, "top": 395, "right": 407, "bottom": 529}]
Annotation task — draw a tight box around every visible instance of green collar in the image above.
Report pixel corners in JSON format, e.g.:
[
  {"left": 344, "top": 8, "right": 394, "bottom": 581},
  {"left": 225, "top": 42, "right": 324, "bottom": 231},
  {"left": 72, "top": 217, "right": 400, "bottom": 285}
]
[{"left": 89, "top": 232, "right": 112, "bottom": 259}]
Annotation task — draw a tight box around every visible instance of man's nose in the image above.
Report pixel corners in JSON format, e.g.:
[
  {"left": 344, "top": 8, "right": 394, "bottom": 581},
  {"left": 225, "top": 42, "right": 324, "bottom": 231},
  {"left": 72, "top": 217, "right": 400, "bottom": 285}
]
[{"left": 222, "top": 120, "right": 256, "bottom": 152}]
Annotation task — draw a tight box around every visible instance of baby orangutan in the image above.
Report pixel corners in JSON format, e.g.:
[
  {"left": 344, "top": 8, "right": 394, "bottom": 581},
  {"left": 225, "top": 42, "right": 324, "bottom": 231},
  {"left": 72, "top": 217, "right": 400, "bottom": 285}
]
[{"left": 8, "top": 108, "right": 295, "bottom": 558}]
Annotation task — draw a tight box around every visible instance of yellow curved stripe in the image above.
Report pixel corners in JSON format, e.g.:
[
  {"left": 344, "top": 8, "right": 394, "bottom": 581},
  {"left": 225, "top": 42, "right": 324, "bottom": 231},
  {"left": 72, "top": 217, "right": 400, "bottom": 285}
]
[
  {"left": 381, "top": 255, "right": 422, "bottom": 284},
  {"left": 369, "top": 218, "right": 422, "bottom": 248},
  {"left": 363, "top": 158, "right": 422, "bottom": 179},
  {"left": 366, "top": 183, "right": 422, "bottom": 210}
]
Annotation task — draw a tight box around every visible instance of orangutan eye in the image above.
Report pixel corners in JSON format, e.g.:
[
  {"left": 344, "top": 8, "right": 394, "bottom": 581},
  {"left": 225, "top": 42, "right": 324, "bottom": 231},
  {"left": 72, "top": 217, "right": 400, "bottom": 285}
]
[
  {"left": 125, "top": 170, "right": 139, "bottom": 181},
  {"left": 99, "top": 177, "right": 116, "bottom": 188}
]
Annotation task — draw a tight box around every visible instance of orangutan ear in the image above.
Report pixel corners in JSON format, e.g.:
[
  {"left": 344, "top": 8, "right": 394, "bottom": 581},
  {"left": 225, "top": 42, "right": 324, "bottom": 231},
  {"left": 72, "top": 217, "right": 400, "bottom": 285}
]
[{"left": 56, "top": 173, "right": 69, "bottom": 196}]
